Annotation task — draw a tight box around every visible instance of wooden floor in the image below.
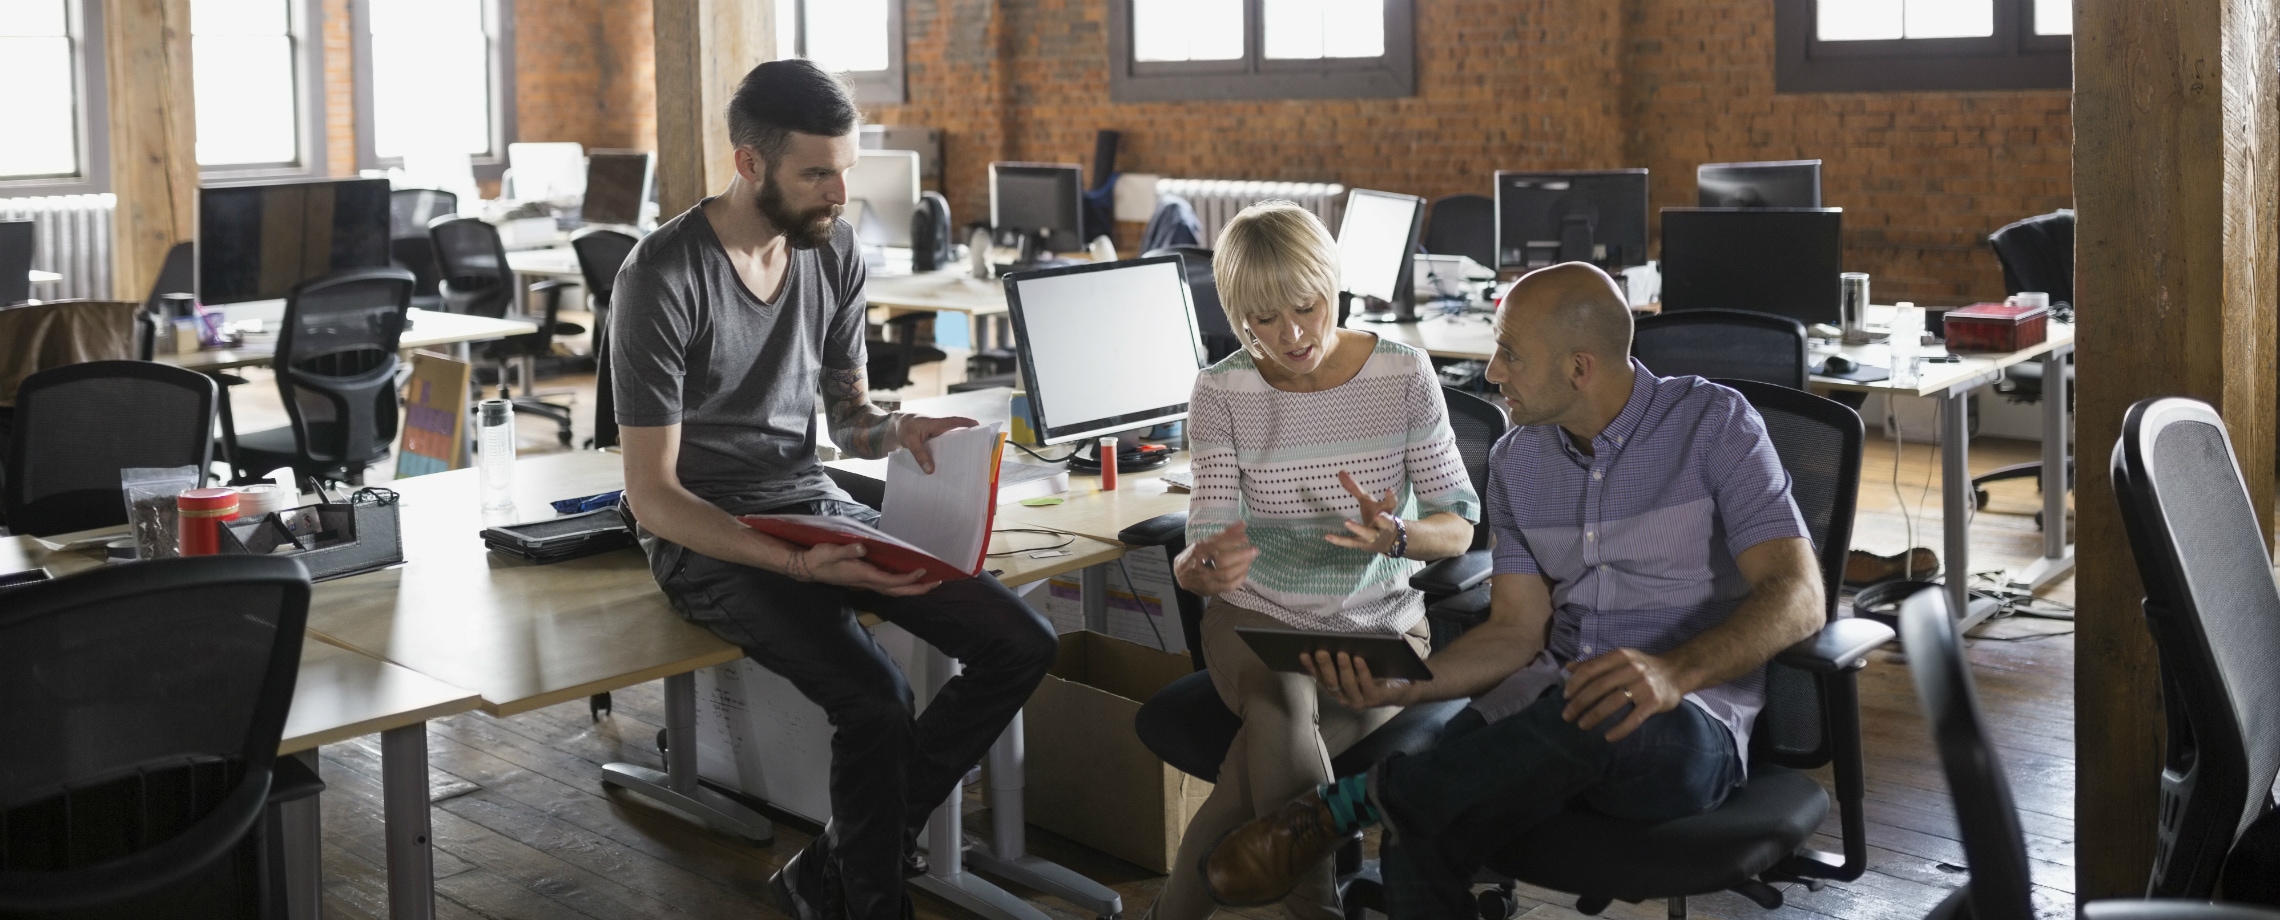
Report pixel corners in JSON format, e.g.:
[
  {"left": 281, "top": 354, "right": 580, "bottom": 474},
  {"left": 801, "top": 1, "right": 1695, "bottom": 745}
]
[{"left": 229, "top": 351, "right": 2079, "bottom": 920}]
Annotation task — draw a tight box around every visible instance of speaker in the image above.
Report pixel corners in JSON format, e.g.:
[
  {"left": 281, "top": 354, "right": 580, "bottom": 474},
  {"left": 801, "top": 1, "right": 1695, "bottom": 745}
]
[{"left": 911, "top": 191, "right": 955, "bottom": 272}]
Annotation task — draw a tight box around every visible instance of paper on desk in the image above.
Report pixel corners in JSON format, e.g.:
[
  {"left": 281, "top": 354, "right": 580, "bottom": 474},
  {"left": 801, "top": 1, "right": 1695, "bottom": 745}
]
[
  {"left": 32, "top": 526, "right": 130, "bottom": 553},
  {"left": 881, "top": 422, "right": 1006, "bottom": 576}
]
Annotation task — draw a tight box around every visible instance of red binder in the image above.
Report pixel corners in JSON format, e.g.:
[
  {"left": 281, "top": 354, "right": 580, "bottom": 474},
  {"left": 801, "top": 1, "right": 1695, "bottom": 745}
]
[
  {"left": 737, "top": 515, "right": 976, "bottom": 582},
  {"left": 740, "top": 428, "right": 1010, "bottom": 581}
]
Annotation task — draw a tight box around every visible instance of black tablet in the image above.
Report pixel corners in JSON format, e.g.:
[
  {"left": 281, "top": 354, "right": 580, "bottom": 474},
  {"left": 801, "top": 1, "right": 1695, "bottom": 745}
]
[{"left": 1235, "top": 626, "right": 1434, "bottom": 682}]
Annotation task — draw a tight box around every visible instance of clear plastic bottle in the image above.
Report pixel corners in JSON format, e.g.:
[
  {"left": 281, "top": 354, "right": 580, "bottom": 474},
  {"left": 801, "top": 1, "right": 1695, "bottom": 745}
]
[
  {"left": 478, "top": 399, "right": 516, "bottom": 511},
  {"left": 1889, "top": 302, "right": 1924, "bottom": 388}
]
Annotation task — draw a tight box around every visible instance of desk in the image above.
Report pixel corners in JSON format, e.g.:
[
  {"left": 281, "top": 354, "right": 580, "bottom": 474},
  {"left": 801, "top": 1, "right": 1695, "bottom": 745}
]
[
  {"left": 1360, "top": 310, "right": 1501, "bottom": 361},
  {"left": 504, "top": 247, "right": 586, "bottom": 283},
  {"left": 156, "top": 304, "right": 538, "bottom": 374}
]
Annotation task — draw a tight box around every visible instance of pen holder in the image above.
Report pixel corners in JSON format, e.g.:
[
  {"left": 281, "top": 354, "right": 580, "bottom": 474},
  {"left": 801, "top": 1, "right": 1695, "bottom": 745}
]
[{"left": 216, "top": 500, "right": 404, "bottom": 582}]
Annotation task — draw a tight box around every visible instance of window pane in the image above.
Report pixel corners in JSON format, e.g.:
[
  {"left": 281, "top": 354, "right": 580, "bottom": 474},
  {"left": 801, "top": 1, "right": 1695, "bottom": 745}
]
[
  {"left": 2035, "top": 0, "right": 2071, "bottom": 35},
  {"left": 1132, "top": 0, "right": 1242, "bottom": 63},
  {"left": 1817, "top": 0, "right": 1903, "bottom": 41},
  {"left": 192, "top": 0, "right": 286, "bottom": 34},
  {"left": 195, "top": 35, "right": 298, "bottom": 165},
  {"left": 0, "top": 0, "right": 66, "bottom": 36},
  {"left": 370, "top": 0, "right": 492, "bottom": 159},
  {"left": 1902, "top": 0, "right": 1992, "bottom": 38},
  {"left": 0, "top": 36, "right": 78, "bottom": 177},
  {"left": 1265, "top": 0, "right": 1383, "bottom": 60},
  {"left": 805, "top": 0, "right": 889, "bottom": 73}
]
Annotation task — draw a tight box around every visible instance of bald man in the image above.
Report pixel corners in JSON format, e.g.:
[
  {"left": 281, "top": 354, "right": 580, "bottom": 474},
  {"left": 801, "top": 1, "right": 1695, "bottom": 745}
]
[{"left": 1197, "top": 263, "right": 1826, "bottom": 920}]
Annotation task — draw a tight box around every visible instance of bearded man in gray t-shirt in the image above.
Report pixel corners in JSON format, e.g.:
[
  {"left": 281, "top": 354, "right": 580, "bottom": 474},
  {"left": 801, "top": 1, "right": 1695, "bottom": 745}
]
[{"left": 609, "top": 60, "right": 1055, "bottom": 920}]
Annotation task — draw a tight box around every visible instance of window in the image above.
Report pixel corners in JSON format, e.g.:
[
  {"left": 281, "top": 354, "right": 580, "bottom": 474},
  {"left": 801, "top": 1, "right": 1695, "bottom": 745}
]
[
  {"left": 775, "top": 0, "right": 905, "bottom": 106},
  {"left": 1, "top": 0, "right": 107, "bottom": 193},
  {"left": 351, "top": 0, "right": 515, "bottom": 174},
  {"left": 1108, "top": 0, "right": 1416, "bottom": 102},
  {"left": 193, "top": 0, "right": 325, "bottom": 177},
  {"left": 1776, "top": 0, "right": 2069, "bottom": 92}
]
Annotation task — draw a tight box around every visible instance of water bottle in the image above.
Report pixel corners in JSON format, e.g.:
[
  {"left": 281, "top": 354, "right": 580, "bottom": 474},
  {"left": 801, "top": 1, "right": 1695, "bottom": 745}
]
[
  {"left": 1889, "top": 302, "right": 1924, "bottom": 388},
  {"left": 478, "top": 399, "right": 516, "bottom": 511}
]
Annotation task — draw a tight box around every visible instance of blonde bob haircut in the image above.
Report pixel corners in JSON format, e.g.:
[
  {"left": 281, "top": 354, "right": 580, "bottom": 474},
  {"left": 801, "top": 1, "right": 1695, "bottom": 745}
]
[{"left": 1212, "top": 201, "right": 1342, "bottom": 351}]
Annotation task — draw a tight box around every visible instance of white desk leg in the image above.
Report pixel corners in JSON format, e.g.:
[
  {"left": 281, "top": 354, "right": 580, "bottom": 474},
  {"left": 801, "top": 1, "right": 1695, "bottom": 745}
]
[
  {"left": 964, "top": 715, "right": 1126, "bottom": 920},
  {"left": 1942, "top": 390, "right": 2002, "bottom": 632},
  {"left": 601, "top": 672, "right": 775, "bottom": 844},
  {"left": 910, "top": 646, "right": 1057, "bottom": 920},
  {"left": 381, "top": 726, "right": 436, "bottom": 920},
  {"left": 2006, "top": 345, "right": 2076, "bottom": 592}
]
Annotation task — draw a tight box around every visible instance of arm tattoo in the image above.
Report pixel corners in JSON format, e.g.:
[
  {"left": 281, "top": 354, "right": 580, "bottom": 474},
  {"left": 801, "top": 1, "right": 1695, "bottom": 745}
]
[{"left": 822, "top": 366, "right": 901, "bottom": 459}]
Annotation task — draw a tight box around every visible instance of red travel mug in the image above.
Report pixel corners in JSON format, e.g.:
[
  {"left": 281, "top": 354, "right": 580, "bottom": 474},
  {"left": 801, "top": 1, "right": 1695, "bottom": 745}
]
[
  {"left": 176, "top": 488, "right": 241, "bottom": 557},
  {"left": 1099, "top": 436, "right": 1119, "bottom": 491}
]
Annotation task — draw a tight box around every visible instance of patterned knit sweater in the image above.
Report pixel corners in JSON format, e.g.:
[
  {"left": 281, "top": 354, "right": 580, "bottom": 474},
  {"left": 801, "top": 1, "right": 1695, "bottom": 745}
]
[{"left": 1185, "top": 337, "right": 1481, "bottom": 634}]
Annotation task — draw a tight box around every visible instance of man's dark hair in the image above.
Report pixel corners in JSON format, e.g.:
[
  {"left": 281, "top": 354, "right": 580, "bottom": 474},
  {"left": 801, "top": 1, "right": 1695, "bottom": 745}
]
[{"left": 726, "top": 59, "right": 860, "bottom": 169}]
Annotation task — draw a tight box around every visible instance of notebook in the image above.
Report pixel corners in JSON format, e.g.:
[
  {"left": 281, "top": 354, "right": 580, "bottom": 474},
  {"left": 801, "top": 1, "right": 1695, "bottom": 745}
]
[{"left": 742, "top": 423, "right": 1008, "bottom": 581}]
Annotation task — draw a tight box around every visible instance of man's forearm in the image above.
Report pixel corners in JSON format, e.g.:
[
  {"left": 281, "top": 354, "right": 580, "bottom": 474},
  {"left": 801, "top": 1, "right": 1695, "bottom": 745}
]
[
  {"left": 1664, "top": 570, "right": 1822, "bottom": 693},
  {"left": 1404, "top": 620, "right": 1545, "bottom": 702},
  {"left": 630, "top": 478, "right": 803, "bottom": 573},
  {"left": 822, "top": 366, "right": 903, "bottom": 459}
]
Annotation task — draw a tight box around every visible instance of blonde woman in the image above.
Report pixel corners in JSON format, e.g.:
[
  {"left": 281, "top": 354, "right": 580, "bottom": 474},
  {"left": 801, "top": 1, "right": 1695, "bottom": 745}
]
[{"left": 1156, "top": 201, "right": 1481, "bottom": 920}]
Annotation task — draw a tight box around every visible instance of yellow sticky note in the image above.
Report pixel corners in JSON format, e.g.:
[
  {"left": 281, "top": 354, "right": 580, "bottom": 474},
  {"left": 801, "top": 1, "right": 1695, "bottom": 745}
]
[{"left": 1020, "top": 497, "right": 1065, "bottom": 507}]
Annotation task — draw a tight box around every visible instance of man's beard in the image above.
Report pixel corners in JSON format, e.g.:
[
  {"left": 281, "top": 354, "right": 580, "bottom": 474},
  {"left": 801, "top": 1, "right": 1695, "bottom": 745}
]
[{"left": 757, "top": 170, "right": 841, "bottom": 250}]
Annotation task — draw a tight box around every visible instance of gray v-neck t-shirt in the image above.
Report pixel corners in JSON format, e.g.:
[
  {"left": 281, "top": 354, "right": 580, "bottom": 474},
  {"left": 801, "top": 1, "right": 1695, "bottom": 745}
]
[{"left": 608, "top": 200, "right": 869, "bottom": 515}]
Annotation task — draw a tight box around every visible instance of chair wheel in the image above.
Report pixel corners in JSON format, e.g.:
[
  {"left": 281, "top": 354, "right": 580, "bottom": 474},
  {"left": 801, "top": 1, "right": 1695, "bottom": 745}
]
[
  {"left": 1973, "top": 488, "right": 1990, "bottom": 509},
  {"left": 1477, "top": 889, "right": 1519, "bottom": 920},
  {"left": 657, "top": 728, "right": 669, "bottom": 755}
]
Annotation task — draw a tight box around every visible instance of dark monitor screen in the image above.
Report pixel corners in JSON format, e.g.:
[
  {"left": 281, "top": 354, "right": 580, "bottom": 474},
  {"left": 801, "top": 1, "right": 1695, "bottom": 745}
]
[
  {"left": 199, "top": 177, "right": 392, "bottom": 306},
  {"left": 1696, "top": 160, "right": 1821, "bottom": 208},
  {"left": 991, "top": 162, "right": 1085, "bottom": 254},
  {"left": 1659, "top": 208, "right": 1843, "bottom": 325},
  {"left": 582, "top": 150, "right": 652, "bottom": 226},
  {"left": 1494, "top": 169, "right": 1649, "bottom": 271}
]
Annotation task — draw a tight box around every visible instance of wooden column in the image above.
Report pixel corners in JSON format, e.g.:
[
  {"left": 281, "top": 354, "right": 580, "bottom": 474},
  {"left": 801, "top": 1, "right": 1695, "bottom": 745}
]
[
  {"left": 2074, "top": 0, "right": 2280, "bottom": 897},
  {"left": 104, "top": 0, "right": 196, "bottom": 304},
  {"left": 651, "top": 0, "right": 775, "bottom": 219}
]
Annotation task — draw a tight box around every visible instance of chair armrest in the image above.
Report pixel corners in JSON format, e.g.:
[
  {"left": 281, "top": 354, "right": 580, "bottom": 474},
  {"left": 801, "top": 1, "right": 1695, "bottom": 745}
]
[
  {"left": 2082, "top": 903, "right": 2280, "bottom": 920},
  {"left": 268, "top": 753, "right": 326, "bottom": 806},
  {"left": 1118, "top": 512, "right": 1189, "bottom": 549},
  {"left": 1775, "top": 617, "right": 1895, "bottom": 674},
  {"left": 529, "top": 279, "right": 568, "bottom": 294},
  {"left": 1410, "top": 550, "right": 1491, "bottom": 597}
]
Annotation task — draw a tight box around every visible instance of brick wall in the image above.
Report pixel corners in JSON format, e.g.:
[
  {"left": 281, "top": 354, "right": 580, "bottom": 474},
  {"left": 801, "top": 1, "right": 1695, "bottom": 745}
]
[
  {"left": 513, "top": 0, "right": 657, "bottom": 152},
  {"left": 322, "top": 0, "right": 353, "bottom": 175}
]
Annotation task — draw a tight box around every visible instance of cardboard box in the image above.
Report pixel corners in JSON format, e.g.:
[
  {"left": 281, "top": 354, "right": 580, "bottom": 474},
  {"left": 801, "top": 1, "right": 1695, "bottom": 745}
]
[{"left": 1024, "top": 631, "right": 1213, "bottom": 873}]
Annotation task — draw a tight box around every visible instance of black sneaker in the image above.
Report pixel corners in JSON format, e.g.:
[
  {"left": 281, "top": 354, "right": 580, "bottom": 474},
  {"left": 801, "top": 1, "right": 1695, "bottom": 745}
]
[{"left": 770, "top": 835, "right": 847, "bottom": 920}]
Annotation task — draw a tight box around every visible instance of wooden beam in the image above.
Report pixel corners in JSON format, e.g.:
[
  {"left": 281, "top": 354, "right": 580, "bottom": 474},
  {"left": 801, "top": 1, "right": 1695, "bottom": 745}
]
[
  {"left": 651, "top": 0, "right": 775, "bottom": 219},
  {"left": 104, "top": 0, "right": 196, "bottom": 304},
  {"left": 2074, "top": 0, "right": 2280, "bottom": 897}
]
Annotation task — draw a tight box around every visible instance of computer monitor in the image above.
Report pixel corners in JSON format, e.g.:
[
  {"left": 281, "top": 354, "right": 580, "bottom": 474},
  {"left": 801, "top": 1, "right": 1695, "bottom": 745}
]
[
  {"left": 1003, "top": 255, "right": 1203, "bottom": 451},
  {"left": 580, "top": 150, "right": 653, "bottom": 227},
  {"left": 507, "top": 142, "right": 585, "bottom": 203},
  {"left": 1337, "top": 188, "right": 1426, "bottom": 323},
  {"left": 990, "top": 162, "right": 1086, "bottom": 261},
  {"left": 1493, "top": 169, "right": 1650, "bottom": 272},
  {"left": 1696, "top": 160, "right": 1822, "bottom": 208},
  {"left": 1658, "top": 207, "right": 1843, "bottom": 325},
  {"left": 198, "top": 177, "right": 393, "bottom": 306},
  {"left": 848, "top": 150, "right": 921, "bottom": 248}
]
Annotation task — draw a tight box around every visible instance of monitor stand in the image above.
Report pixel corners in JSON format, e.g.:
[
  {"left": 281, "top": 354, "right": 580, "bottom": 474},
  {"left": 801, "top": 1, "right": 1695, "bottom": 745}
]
[
  {"left": 1354, "top": 287, "right": 1419, "bottom": 324},
  {"left": 1065, "top": 429, "right": 1173, "bottom": 474}
]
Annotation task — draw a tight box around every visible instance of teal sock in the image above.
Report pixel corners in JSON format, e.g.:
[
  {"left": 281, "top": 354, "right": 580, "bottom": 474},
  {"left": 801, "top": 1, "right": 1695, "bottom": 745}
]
[{"left": 1317, "top": 774, "right": 1379, "bottom": 834}]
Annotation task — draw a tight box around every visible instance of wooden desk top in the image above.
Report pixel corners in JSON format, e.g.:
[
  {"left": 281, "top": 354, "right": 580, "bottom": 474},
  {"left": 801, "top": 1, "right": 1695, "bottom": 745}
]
[
  {"left": 156, "top": 307, "right": 539, "bottom": 373},
  {"left": 997, "top": 454, "right": 1193, "bottom": 545},
  {"left": 866, "top": 270, "right": 1011, "bottom": 316},
  {"left": 281, "top": 640, "right": 481, "bottom": 754},
  {"left": 1355, "top": 311, "right": 1501, "bottom": 362}
]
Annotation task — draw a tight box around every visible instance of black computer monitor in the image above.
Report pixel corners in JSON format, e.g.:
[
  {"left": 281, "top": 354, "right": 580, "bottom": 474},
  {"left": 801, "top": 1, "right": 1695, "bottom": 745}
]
[
  {"left": 991, "top": 162, "right": 1086, "bottom": 261},
  {"left": 1658, "top": 207, "right": 1843, "bottom": 325},
  {"left": 1695, "top": 160, "right": 1822, "bottom": 208},
  {"left": 1494, "top": 169, "right": 1650, "bottom": 272},
  {"left": 1337, "top": 188, "right": 1426, "bottom": 323},
  {"left": 581, "top": 150, "right": 653, "bottom": 227},
  {"left": 1003, "top": 255, "right": 1203, "bottom": 453},
  {"left": 198, "top": 177, "right": 392, "bottom": 306}
]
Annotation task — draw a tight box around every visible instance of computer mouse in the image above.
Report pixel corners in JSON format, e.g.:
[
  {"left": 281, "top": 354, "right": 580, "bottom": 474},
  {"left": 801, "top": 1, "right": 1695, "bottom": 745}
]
[{"left": 1822, "top": 355, "right": 1859, "bottom": 375}]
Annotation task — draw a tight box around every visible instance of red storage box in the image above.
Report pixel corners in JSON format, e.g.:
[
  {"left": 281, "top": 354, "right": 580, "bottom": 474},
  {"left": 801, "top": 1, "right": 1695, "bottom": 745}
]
[{"left": 1943, "top": 302, "right": 2049, "bottom": 353}]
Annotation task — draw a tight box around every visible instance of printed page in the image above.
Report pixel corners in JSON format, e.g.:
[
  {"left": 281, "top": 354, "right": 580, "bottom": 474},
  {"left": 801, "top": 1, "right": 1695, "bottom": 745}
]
[{"left": 881, "top": 422, "right": 1005, "bottom": 573}]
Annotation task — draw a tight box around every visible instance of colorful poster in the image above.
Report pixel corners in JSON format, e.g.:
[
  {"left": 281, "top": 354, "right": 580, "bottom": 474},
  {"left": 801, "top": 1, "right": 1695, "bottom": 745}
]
[{"left": 396, "top": 352, "right": 471, "bottom": 478}]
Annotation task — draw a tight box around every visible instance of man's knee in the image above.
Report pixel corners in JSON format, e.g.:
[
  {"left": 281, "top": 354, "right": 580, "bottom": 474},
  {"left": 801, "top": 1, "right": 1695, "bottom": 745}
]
[
  {"left": 981, "top": 594, "right": 1060, "bottom": 678},
  {"left": 813, "top": 660, "right": 917, "bottom": 730}
]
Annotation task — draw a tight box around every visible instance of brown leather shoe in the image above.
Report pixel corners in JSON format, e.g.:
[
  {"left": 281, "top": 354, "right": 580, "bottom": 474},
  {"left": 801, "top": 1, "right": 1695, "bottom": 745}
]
[
  {"left": 1844, "top": 547, "right": 1940, "bottom": 587},
  {"left": 1200, "top": 790, "right": 1351, "bottom": 907}
]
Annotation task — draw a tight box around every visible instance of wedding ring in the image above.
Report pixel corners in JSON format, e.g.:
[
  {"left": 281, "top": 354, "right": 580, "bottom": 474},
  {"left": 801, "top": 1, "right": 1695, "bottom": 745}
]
[
  {"left": 1202, "top": 556, "right": 1219, "bottom": 570},
  {"left": 1621, "top": 688, "right": 1635, "bottom": 701}
]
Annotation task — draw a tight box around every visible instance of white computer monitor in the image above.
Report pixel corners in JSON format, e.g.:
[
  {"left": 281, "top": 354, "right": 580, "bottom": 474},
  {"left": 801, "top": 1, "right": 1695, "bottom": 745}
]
[
  {"left": 507, "top": 142, "right": 585, "bottom": 202},
  {"left": 1004, "top": 256, "right": 1204, "bottom": 446},
  {"left": 1337, "top": 188, "right": 1425, "bottom": 320},
  {"left": 847, "top": 149, "right": 921, "bottom": 248}
]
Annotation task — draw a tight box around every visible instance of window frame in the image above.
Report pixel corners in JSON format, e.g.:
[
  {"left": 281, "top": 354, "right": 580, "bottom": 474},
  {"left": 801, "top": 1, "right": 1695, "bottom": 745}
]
[
  {"left": 1106, "top": 0, "right": 1417, "bottom": 103},
  {"left": 348, "top": 0, "right": 516, "bottom": 182},
  {"left": 0, "top": 0, "right": 110, "bottom": 195},
  {"left": 791, "top": 0, "right": 905, "bottom": 106},
  {"left": 1776, "top": 0, "right": 2070, "bottom": 93},
  {"left": 195, "top": 0, "right": 329, "bottom": 182}
]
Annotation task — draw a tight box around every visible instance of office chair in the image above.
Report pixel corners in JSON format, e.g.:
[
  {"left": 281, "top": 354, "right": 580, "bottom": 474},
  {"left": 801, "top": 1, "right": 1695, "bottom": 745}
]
[
  {"left": 3, "top": 360, "right": 216, "bottom": 537},
  {"left": 1424, "top": 194, "right": 1495, "bottom": 270},
  {"left": 0, "top": 556, "right": 321, "bottom": 917},
  {"left": 573, "top": 228, "right": 637, "bottom": 450},
  {"left": 431, "top": 217, "right": 580, "bottom": 444},
  {"left": 391, "top": 189, "right": 458, "bottom": 310},
  {"left": 1467, "top": 380, "right": 1881, "bottom": 920},
  {"left": 1, "top": 218, "right": 33, "bottom": 306},
  {"left": 1897, "top": 587, "right": 2280, "bottom": 920},
  {"left": 1410, "top": 387, "right": 1509, "bottom": 647},
  {"left": 1144, "top": 245, "right": 1241, "bottom": 364},
  {"left": 1142, "top": 194, "right": 1204, "bottom": 252},
  {"left": 2112, "top": 397, "right": 2280, "bottom": 903},
  {"left": 1632, "top": 309, "right": 1810, "bottom": 391},
  {"left": 868, "top": 312, "right": 948, "bottom": 393},
  {"left": 1970, "top": 209, "right": 2077, "bottom": 517},
  {"left": 223, "top": 268, "right": 412, "bottom": 485}
]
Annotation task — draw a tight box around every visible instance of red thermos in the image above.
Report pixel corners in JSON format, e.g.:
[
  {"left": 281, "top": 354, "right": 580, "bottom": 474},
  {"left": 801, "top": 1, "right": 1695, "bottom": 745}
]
[{"left": 176, "top": 488, "right": 241, "bottom": 556}]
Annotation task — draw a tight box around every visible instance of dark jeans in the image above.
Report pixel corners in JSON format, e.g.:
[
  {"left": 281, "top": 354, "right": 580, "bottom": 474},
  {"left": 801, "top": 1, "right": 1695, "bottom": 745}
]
[
  {"left": 1374, "top": 688, "right": 1742, "bottom": 920},
  {"left": 642, "top": 500, "right": 1059, "bottom": 920}
]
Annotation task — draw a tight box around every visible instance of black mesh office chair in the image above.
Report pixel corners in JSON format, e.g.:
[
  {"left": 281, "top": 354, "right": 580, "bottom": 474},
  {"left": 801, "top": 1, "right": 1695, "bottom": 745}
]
[
  {"left": 1970, "top": 210, "right": 2076, "bottom": 516},
  {"left": 1897, "top": 587, "right": 2280, "bottom": 920},
  {"left": 867, "top": 312, "right": 948, "bottom": 393},
  {"left": 1145, "top": 245, "right": 1241, "bottom": 364},
  {"left": 1632, "top": 309, "right": 1810, "bottom": 390},
  {"left": 3, "top": 360, "right": 216, "bottom": 537},
  {"left": 1, "top": 218, "right": 34, "bottom": 306},
  {"left": 1413, "top": 387, "right": 1509, "bottom": 647},
  {"left": 391, "top": 190, "right": 458, "bottom": 310},
  {"left": 573, "top": 228, "right": 637, "bottom": 450},
  {"left": 1471, "top": 380, "right": 1883, "bottom": 920},
  {"left": 431, "top": 217, "right": 581, "bottom": 444},
  {"left": 0, "top": 556, "right": 318, "bottom": 917},
  {"left": 2112, "top": 397, "right": 2280, "bottom": 903},
  {"left": 1425, "top": 195, "right": 1495, "bottom": 270},
  {"left": 224, "top": 268, "right": 412, "bottom": 485}
]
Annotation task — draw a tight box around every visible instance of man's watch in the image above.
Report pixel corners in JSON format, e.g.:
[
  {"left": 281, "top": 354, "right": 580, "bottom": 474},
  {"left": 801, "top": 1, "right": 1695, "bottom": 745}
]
[{"left": 1383, "top": 515, "right": 1408, "bottom": 559}]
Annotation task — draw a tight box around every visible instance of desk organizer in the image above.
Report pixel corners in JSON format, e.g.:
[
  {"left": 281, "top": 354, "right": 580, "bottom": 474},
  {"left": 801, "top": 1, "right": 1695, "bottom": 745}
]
[{"left": 217, "top": 500, "right": 404, "bottom": 582}]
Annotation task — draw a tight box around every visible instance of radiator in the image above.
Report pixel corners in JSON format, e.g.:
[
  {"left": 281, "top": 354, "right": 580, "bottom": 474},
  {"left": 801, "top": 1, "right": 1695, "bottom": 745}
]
[
  {"left": 0, "top": 194, "right": 116, "bottom": 302},
  {"left": 1154, "top": 179, "right": 1346, "bottom": 248}
]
